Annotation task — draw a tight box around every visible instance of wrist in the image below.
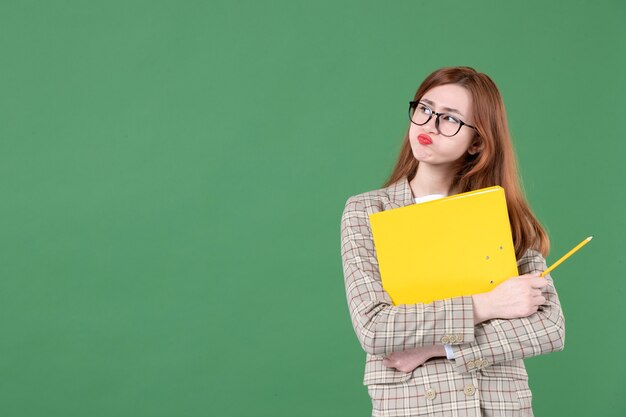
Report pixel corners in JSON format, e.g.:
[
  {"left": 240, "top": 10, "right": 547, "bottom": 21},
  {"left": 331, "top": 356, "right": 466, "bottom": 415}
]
[
  {"left": 472, "top": 292, "right": 494, "bottom": 324},
  {"left": 431, "top": 344, "right": 446, "bottom": 358}
]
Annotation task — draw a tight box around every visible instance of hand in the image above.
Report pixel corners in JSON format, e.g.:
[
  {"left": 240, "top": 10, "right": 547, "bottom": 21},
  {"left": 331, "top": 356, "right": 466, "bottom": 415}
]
[
  {"left": 382, "top": 345, "right": 446, "bottom": 373},
  {"left": 483, "top": 272, "right": 548, "bottom": 320}
]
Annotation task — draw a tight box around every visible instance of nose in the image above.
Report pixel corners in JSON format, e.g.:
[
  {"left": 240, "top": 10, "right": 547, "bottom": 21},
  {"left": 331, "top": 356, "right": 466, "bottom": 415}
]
[{"left": 423, "top": 114, "right": 439, "bottom": 135}]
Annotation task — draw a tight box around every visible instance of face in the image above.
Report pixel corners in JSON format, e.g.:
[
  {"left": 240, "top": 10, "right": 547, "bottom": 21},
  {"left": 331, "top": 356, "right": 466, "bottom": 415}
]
[{"left": 408, "top": 83, "right": 480, "bottom": 167}]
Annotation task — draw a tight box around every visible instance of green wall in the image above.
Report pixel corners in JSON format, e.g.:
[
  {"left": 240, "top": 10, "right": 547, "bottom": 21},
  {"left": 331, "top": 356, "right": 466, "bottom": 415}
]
[{"left": 1, "top": 1, "right": 624, "bottom": 416}]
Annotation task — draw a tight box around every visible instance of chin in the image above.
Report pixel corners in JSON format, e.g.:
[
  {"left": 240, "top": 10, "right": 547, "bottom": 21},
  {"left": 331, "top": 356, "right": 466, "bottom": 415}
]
[{"left": 412, "top": 150, "right": 434, "bottom": 162}]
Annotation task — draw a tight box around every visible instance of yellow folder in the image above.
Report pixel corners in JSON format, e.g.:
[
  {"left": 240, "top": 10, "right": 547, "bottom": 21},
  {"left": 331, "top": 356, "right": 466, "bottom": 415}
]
[{"left": 369, "top": 186, "right": 519, "bottom": 305}]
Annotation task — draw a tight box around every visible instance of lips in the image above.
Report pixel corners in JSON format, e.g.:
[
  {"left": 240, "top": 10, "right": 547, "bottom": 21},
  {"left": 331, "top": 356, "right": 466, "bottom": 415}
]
[{"left": 418, "top": 134, "right": 433, "bottom": 145}]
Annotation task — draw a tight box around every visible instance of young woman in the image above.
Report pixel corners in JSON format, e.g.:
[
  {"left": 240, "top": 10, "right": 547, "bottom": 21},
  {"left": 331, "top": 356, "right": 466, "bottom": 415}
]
[{"left": 340, "top": 66, "right": 565, "bottom": 417}]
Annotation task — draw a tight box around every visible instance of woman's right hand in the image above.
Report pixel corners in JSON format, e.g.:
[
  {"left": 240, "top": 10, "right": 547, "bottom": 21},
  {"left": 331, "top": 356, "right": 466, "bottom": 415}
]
[{"left": 472, "top": 273, "right": 549, "bottom": 323}]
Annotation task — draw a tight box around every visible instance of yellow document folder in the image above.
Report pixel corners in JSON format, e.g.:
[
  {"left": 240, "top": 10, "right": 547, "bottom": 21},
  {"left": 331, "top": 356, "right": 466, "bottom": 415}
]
[{"left": 369, "top": 186, "right": 519, "bottom": 305}]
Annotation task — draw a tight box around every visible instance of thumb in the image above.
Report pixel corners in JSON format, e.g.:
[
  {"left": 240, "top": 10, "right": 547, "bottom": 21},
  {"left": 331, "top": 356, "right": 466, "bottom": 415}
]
[{"left": 533, "top": 271, "right": 542, "bottom": 277}]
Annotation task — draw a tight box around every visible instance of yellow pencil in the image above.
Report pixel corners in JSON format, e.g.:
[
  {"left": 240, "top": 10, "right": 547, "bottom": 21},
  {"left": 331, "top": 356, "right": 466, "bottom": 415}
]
[{"left": 540, "top": 236, "right": 593, "bottom": 277}]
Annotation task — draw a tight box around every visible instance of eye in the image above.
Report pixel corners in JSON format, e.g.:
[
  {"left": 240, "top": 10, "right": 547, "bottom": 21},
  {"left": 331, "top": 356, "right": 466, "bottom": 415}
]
[
  {"left": 417, "top": 104, "right": 432, "bottom": 115},
  {"left": 442, "top": 114, "right": 460, "bottom": 124}
]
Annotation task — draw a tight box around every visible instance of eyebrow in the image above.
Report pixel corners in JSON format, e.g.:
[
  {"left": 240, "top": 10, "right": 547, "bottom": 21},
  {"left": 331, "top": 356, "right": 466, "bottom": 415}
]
[{"left": 419, "top": 98, "right": 464, "bottom": 117}]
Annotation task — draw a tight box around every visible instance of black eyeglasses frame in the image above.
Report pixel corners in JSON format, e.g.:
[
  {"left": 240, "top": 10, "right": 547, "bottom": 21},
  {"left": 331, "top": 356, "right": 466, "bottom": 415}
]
[{"left": 408, "top": 100, "right": 478, "bottom": 137}]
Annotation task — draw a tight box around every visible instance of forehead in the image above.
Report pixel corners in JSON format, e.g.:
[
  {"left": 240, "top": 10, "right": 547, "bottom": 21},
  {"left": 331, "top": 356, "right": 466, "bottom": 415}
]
[{"left": 421, "top": 84, "right": 472, "bottom": 116}]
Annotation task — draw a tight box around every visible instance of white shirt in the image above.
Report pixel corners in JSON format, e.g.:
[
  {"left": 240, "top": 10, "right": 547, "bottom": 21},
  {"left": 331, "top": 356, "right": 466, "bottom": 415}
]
[{"left": 414, "top": 194, "right": 456, "bottom": 360}]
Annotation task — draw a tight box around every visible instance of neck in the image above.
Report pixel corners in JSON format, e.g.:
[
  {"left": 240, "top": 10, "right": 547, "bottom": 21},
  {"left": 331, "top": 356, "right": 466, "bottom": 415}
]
[{"left": 409, "top": 163, "right": 457, "bottom": 198}]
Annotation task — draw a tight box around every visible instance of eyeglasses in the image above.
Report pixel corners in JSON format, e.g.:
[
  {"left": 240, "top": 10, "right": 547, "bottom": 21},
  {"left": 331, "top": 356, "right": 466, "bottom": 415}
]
[{"left": 408, "top": 100, "right": 477, "bottom": 137}]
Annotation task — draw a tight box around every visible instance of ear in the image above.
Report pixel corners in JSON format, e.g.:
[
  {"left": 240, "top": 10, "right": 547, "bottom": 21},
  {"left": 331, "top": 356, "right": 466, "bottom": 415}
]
[{"left": 467, "top": 137, "right": 482, "bottom": 155}]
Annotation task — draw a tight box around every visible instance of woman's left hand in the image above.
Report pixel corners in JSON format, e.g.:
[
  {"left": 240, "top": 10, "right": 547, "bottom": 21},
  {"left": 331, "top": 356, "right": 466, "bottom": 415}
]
[{"left": 382, "top": 345, "right": 447, "bottom": 373}]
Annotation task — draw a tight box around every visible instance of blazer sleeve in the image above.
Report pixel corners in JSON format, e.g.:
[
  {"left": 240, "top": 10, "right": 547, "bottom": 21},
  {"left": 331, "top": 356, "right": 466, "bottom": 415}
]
[
  {"left": 340, "top": 196, "right": 476, "bottom": 357},
  {"left": 449, "top": 249, "right": 566, "bottom": 374}
]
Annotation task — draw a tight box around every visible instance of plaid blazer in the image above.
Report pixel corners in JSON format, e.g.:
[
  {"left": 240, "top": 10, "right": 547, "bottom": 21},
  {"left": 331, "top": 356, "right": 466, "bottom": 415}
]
[{"left": 340, "top": 175, "right": 565, "bottom": 417}]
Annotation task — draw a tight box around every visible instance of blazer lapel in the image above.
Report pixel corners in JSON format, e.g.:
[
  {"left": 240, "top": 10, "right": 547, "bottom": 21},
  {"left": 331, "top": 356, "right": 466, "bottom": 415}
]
[{"left": 387, "top": 175, "right": 415, "bottom": 209}]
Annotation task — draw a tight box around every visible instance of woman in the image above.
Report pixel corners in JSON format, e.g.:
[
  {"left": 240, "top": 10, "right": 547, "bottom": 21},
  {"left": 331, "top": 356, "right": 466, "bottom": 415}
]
[{"left": 340, "top": 66, "right": 565, "bottom": 417}]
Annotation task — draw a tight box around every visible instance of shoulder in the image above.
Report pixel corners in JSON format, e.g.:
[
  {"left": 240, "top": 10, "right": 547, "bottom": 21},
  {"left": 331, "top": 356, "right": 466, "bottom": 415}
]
[
  {"left": 340, "top": 185, "right": 395, "bottom": 245},
  {"left": 340, "top": 175, "right": 413, "bottom": 227},
  {"left": 342, "top": 185, "right": 394, "bottom": 219}
]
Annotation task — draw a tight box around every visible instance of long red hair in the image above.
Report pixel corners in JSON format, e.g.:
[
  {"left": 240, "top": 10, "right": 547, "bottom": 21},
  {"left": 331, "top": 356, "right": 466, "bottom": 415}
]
[{"left": 383, "top": 66, "right": 549, "bottom": 259}]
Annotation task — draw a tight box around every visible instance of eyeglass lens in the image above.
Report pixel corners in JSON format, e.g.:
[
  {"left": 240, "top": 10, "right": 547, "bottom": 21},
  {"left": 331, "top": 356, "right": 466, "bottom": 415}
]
[{"left": 409, "top": 103, "right": 463, "bottom": 137}]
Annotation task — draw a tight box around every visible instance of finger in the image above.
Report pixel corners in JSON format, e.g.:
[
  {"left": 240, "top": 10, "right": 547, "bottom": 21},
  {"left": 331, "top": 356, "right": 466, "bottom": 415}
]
[
  {"left": 533, "top": 295, "right": 547, "bottom": 305},
  {"left": 383, "top": 358, "right": 397, "bottom": 367},
  {"left": 527, "top": 277, "right": 548, "bottom": 288},
  {"left": 528, "top": 303, "right": 539, "bottom": 313}
]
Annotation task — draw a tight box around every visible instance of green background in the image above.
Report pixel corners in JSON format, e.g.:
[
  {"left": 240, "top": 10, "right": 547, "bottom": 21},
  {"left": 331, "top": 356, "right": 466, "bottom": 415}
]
[{"left": 1, "top": 1, "right": 624, "bottom": 416}]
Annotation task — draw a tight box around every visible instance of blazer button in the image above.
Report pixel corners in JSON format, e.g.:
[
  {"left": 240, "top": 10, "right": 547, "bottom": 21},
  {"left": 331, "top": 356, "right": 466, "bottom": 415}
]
[
  {"left": 425, "top": 388, "right": 437, "bottom": 400},
  {"left": 467, "top": 360, "right": 475, "bottom": 369},
  {"left": 448, "top": 335, "right": 458, "bottom": 343},
  {"left": 457, "top": 334, "right": 463, "bottom": 342},
  {"left": 464, "top": 384, "right": 476, "bottom": 396},
  {"left": 441, "top": 336, "right": 450, "bottom": 344}
]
